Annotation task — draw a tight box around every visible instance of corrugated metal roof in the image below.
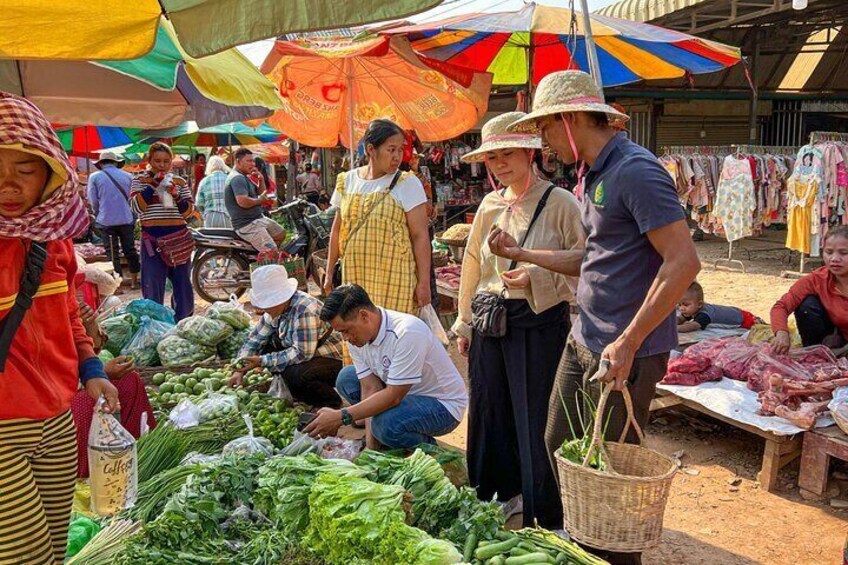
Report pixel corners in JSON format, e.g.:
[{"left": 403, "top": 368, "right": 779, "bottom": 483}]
[{"left": 595, "top": 0, "right": 708, "bottom": 23}]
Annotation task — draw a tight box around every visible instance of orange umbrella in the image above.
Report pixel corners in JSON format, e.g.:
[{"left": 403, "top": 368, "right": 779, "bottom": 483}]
[{"left": 261, "top": 35, "right": 492, "bottom": 156}]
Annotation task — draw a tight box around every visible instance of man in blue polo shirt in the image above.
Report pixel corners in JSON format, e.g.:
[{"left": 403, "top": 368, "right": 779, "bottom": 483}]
[{"left": 491, "top": 71, "right": 700, "bottom": 562}]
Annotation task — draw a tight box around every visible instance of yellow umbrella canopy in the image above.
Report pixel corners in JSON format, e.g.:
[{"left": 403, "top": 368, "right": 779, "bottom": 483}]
[{"left": 0, "top": 1, "right": 445, "bottom": 59}]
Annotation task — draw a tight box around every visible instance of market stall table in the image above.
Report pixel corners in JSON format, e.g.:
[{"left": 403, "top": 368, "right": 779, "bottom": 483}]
[
  {"left": 799, "top": 426, "right": 848, "bottom": 499},
  {"left": 650, "top": 381, "right": 810, "bottom": 492}
]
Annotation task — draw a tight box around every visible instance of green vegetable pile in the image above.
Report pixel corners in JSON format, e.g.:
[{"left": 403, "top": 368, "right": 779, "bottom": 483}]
[
  {"left": 101, "top": 313, "right": 140, "bottom": 356},
  {"left": 217, "top": 328, "right": 251, "bottom": 360},
  {"left": 149, "top": 366, "right": 271, "bottom": 408},
  {"left": 157, "top": 335, "right": 216, "bottom": 368},
  {"left": 206, "top": 300, "right": 252, "bottom": 331},
  {"left": 177, "top": 316, "right": 234, "bottom": 347},
  {"left": 462, "top": 528, "right": 609, "bottom": 565}
]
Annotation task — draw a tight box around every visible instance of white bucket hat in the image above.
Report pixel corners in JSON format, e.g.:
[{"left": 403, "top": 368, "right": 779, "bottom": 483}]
[
  {"left": 249, "top": 265, "right": 298, "bottom": 309},
  {"left": 509, "top": 71, "right": 629, "bottom": 134},
  {"left": 461, "top": 112, "right": 543, "bottom": 163}
]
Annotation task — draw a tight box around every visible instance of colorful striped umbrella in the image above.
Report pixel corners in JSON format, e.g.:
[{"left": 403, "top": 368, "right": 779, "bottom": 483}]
[
  {"left": 0, "top": 20, "right": 282, "bottom": 128},
  {"left": 387, "top": 2, "right": 742, "bottom": 88},
  {"left": 141, "top": 122, "right": 286, "bottom": 147},
  {"left": 56, "top": 126, "right": 143, "bottom": 156}
]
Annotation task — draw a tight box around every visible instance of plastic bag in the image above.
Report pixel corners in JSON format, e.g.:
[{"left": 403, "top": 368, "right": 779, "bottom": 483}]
[
  {"left": 829, "top": 387, "right": 848, "bottom": 435},
  {"left": 101, "top": 313, "right": 139, "bottom": 356},
  {"left": 713, "top": 338, "right": 760, "bottom": 381},
  {"left": 222, "top": 414, "right": 274, "bottom": 457},
  {"left": 217, "top": 328, "right": 251, "bottom": 360},
  {"left": 419, "top": 304, "right": 449, "bottom": 347},
  {"left": 98, "top": 349, "right": 115, "bottom": 363},
  {"left": 279, "top": 430, "right": 324, "bottom": 457},
  {"left": 83, "top": 265, "right": 122, "bottom": 296},
  {"left": 125, "top": 298, "right": 176, "bottom": 325},
  {"left": 157, "top": 334, "right": 216, "bottom": 367},
  {"left": 88, "top": 398, "right": 138, "bottom": 516},
  {"left": 168, "top": 398, "right": 201, "bottom": 429},
  {"left": 207, "top": 297, "right": 252, "bottom": 330},
  {"left": 180, "top": 451, "right": 222, "bottom": 466},
  {"left": 122, "top": 316, "right": 175, "bottom": 367},
  {"left": 319, "top": 437, "right": 363, "bottom": 461},
  {"left": 65, "top": 515, "right": 101, "bottom": 558},
  {"left": 176, "top": 315, "right": 234, "bottom": 346},
  {"left": 196, "top": 384, "right": 238, "bottom": 423},
  {"left": 268, "top": 375, "right": 294, "bottom": 404}
]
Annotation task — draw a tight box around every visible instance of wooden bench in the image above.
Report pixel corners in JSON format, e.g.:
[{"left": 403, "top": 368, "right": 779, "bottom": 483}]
[
  {"left": 650, "top": 389, "right": 803, "bottom": 492},
  {"left": 799, "top": 426, "right": 848, "bottom": 499}
]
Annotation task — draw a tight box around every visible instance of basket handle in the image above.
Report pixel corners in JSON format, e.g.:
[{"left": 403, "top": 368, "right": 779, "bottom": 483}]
[{"left": 581, "top": 381, "right": 646, "bottom": 472}]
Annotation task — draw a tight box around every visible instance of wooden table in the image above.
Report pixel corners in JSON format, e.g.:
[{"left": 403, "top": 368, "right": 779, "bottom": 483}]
[
  {"left": 650, "top": 389, "right": 802, "bottom": 492},
  {"left": 799, "top": 425, "right": 848, "bottom": 498}
]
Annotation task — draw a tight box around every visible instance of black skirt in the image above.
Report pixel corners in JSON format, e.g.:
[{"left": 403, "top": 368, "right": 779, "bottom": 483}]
[{"left": 467, "top": 298, "right": 569, "bottom": 528}]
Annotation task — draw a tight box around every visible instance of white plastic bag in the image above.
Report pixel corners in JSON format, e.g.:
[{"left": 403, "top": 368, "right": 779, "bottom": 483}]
[
  {"left": 829, "top": 387, "right": 848, "bottom": 435},
  {"left": 280, "top": 430, "right": 324, "bottom": 457},
  {"left": 222, "top": 414, "right": 275, "bottom": 457},
  {"left": 419, "top": 305, "right": 449, "bottom": 347},
  {"left": 206, "top": 295, "right": 252, "bottom": 330},
  {"left": 88, "top": 398, "right": 138, "bottom": 516},
  {"left": 268, "top": 375, "right": 294, "bottom": 405},
  {"left": 196, "top": 382, "right": 238, "bottom": 423},
  {"left": 168, "top": 398, "right": 201, "bottom": 429}
]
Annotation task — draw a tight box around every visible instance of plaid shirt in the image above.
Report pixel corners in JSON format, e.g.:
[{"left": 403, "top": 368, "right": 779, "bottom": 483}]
[
  {"left": 195, "top": 171, "right": 230, "bottom": 220},
  {"left": 239, "top": 291, "right": 343, "bottom": 372}
]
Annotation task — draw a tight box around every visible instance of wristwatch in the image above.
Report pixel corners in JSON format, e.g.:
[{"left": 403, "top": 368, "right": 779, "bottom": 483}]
[{"left": 340, "top": 408, "right": 353, "bottom": 426}]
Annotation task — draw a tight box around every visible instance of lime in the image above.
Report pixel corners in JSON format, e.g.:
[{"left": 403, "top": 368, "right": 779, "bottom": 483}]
[
  {"left": 185, "top": 378, "right": 198, "bottom": 389},
  {"left": 193, "top": 383, "right": 206, "bottom": 395},
  {"left": 173, "top": 384, "right": 185, "bottom": 394},
  {"left": 159, "top": 383, "right": 174, "bottom": 394}
]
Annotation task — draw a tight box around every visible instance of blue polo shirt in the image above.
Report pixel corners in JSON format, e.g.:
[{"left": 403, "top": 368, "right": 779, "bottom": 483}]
[{"left": 573, "top": 133, "right": 686, "bottom": 357}]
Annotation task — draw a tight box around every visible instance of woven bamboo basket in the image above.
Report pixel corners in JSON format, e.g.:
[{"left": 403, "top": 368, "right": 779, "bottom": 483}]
[{"left": 555, "top": 382, "right": 677, "bottom": 553}]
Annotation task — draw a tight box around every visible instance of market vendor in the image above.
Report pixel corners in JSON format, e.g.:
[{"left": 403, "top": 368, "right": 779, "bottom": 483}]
[
  {"left": 229, "top": 265, "right": 344, "bottom": 407},
  {"left": 0, "top": 92, "right": 119, "bottom": 564},
  {"left": 497, "top": 71, "right": 700, "bottom": 557},
  {"left": 771, "top": 226, "right": 848, "bottom": 355},
  {"left": 224, "top": 148, "right": 287, "bottom": 252},
  {"left": 305, "top": 284, "right": 467, "bottom": 449}
]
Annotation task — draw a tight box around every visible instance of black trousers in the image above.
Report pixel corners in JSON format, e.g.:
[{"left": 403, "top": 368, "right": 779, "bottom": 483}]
[
  {"left": 467, "top": 299, "right": 568, "bottom": 529},
  {"left": 99, "top": 223, "right": 140, "bottom": 278},
  {"left": 795, "top": 295, "right": 845, "bottom": 348},
  {"left": 281, "top": 357, "right": 343, "bottom": 408}
]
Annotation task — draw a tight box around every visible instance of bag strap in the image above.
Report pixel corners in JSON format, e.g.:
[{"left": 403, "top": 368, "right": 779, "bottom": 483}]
[
  {"left": 0, "top": 242, "right": 49, "bottom": 372},
  {"left": 340, "top": 170, "right": 402, "bottom": 256},
  {"left": 315, "top": 325, "right": 334, "bottom": 350},
  {"left": 100, "top": 169, "right": 131, "bottom": 203},
  {"left": 508, "top": 184, "right": 556, "bottom": 271}
]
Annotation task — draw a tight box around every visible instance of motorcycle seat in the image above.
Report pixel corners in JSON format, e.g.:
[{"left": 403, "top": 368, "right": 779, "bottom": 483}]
[{"left": 197, "top": 227, "right": 242, "bottom": 240}]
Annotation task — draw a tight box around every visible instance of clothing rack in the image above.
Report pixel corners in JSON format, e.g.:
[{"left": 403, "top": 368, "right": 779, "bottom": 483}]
[
  {"left": 780, "top": 132, "right": 848, "bottom": 278},
  {"left": 809, "top": 131, "right": 848, "bottom": 144},
  {"left": 663, "top": 145, "right": 798, "bottom": 273}
]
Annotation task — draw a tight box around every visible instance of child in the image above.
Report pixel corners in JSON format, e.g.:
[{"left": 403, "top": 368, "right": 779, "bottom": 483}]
[{"left": 678, "top": 281, "right": 758, "bottom": 333}]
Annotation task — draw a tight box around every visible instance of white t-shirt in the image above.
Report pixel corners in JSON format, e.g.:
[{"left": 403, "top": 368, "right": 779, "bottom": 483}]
[
  {"left": 348, "top": 309, "right": 468, "bottom": 422},
  {"left": 330, "top": 169, "right": 427, "bottom": 212}
]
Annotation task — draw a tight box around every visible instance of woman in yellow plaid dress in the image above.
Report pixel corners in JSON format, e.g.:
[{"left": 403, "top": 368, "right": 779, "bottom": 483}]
[{"left": 325, "top": 120, "right": 432, "bottom": 317}]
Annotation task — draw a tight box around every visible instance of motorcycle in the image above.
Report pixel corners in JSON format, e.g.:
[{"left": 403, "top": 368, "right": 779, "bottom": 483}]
[{"left": 191, "top": 198, "right": 333, "bottom": 304}]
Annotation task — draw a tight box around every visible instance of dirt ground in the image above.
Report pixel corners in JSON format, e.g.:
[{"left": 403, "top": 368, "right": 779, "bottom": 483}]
[{"left": 437, "top": 232, "right": 847, "bottom": 565}]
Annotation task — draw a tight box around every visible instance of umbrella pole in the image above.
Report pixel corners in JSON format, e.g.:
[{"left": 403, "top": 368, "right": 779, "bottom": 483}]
[
  {"left": 85, "top": 128, "right": 91, "bottom": 177},
  {"left": 579, "top": 0, "right": 605, "bottom": 101},
  {"left": 347, "top": 69, "right": 355, "bottom": 172}
]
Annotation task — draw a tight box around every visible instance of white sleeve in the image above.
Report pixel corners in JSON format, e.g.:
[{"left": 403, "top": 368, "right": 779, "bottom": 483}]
[
  {"left": 392, "top": 175, "right": 428, "bottom": 212},
  {"left": 347, "top": 345, "right": 372, "bottom": 380},
  {"left": 385, "top": 327, "right": 427, "bottom": 386},
  {"left": 330, "top": 189, "right": 343, "bottom": 208}
]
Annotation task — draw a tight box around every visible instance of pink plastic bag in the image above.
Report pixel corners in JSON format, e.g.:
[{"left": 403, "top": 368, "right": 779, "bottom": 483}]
[{"left": 713, "top": 338, "right": 760, "bottom": 381}]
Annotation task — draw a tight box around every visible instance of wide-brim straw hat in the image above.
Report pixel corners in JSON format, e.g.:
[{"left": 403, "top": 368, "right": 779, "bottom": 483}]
[
  {"left": 509, "top": 71, "right": 630, "bottom": 134},
  {"left": 462, "top": 112, "right": 543, "bottom": 163}
]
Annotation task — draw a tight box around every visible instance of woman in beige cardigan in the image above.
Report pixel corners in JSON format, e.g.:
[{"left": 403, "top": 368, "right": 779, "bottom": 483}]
[{"left": 452, "top": 112, "right": 584, "bottom": 528}]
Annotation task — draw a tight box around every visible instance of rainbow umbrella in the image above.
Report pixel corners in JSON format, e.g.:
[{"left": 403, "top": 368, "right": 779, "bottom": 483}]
[
  {"left": 387, "top": 2, "right": 742, "bottom": 88},
  {"left": 141, "top": 122, "right": 286, "bottom": 147},
  {"left": 56, "top": 126, "right": 143, "bottom": 156}
]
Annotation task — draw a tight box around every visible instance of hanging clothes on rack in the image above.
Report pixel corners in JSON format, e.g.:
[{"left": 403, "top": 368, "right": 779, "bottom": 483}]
[{"left": 714, "top": 154, "right": 756, "bottom": 242}]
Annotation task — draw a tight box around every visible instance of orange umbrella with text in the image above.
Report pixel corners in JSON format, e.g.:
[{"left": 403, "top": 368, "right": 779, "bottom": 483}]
[{"left": 261, "top": 35, "right": 492, "bottom": 163}]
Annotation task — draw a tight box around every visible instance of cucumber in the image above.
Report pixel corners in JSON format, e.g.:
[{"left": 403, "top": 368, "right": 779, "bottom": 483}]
[
  {"left": 475, "top": 538, "right": 521, "bottom": 560},
  {"left": 505, "top": 553, "right": 555, "bottom": 565},
  {"left": 487, "top": 557, "right": 507, "bottom": 565},
  {"left": 463, "top": 533, "right": 479, "bottom": 562}
]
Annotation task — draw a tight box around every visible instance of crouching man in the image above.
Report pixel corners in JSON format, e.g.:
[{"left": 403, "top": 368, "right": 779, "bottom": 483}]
[{"left": 305, "top": 284, "right": 467, "bottom": 450}]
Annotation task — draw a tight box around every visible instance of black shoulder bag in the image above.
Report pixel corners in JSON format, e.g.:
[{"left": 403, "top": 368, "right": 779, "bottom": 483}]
[
  {"left": 331, "top": 170, "right": 402, "bottom": 288},
  {"left": 0, "top": 242, "right": 48, "bottom": 372},
  {"left": 471, "top": 184, "right": 555, "bottom": 338}
]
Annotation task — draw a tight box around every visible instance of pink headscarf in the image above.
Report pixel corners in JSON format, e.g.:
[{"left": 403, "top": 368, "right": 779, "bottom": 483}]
[{"left": 0, "top": 92, "right": 89, "bottom": 241}]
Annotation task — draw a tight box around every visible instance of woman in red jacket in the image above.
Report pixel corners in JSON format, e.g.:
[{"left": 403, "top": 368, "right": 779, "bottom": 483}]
[
  {"left": 771, "top": 226, "right": 848, "bottom": 355},
  {"left": 0, "top": 93, "right": 119, "bottom": 564}
]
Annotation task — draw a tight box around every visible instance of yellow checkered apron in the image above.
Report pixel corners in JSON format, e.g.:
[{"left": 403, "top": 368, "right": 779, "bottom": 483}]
[{"left": 336, "top": 170, "right": 418, "bottom": 315}]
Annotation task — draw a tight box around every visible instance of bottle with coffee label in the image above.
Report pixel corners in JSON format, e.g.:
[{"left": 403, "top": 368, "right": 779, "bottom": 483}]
[{"left": 88, "top": 398, "right": 138, "bottom": 516}]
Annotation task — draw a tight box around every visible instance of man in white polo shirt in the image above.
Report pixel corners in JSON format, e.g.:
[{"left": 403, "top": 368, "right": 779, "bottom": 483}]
[{"left": 305, "top": 284, "right": 466, "bottom": 449}]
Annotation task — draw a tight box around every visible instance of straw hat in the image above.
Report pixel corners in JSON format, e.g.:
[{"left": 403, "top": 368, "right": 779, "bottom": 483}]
[
  {"left": 509, "top": 71, "right": 629, "bottom": 134},
  {"left": 94, "top": 151, "right": 125, "bottom": 169},
  {"left": 249, "top": 265, "right": 299, "bottom": 309},
  {"left": 461, "top": 112, "right": 542, "bottom": 163}
]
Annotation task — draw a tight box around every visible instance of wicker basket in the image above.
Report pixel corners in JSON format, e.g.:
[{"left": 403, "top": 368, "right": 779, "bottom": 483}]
[
  {"left": 435, "top": 232, "right": 468, "bottom": 263},
  {"left": 555, "top": 382, "right": 677, "bottom": 553}
]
